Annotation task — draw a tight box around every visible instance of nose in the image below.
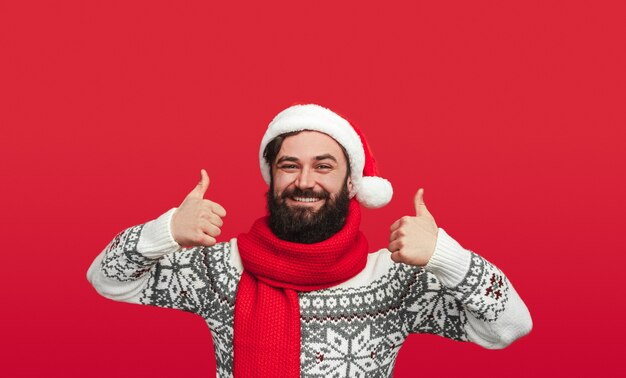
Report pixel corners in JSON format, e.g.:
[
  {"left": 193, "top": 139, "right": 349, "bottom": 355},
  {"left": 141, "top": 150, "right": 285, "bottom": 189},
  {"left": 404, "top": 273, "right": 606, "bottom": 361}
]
[{"left": 295, "top": 166, "right": 315, "bottom": 189}]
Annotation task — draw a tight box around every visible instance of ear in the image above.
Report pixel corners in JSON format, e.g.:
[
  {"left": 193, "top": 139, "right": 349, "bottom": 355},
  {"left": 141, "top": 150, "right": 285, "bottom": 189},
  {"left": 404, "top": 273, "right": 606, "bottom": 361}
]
[{"left": 347, "top": 175, "right": 353, "bottom": 193}]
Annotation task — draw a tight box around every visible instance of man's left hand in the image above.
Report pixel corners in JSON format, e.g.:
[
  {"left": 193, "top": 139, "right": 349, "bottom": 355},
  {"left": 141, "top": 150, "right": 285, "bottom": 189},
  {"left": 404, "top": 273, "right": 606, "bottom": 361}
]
[{"left": 388, "top": 188, "right": 439, "bottom": 266}]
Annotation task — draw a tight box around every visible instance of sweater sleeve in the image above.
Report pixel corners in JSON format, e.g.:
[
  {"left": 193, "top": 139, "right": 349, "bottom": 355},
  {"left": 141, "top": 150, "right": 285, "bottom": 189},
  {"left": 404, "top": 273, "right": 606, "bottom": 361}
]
[
  {"left": 87, "top": 208, "right": 239, "bottom": 318},
  {"left": 403, "top": 228, "right": 532, "bottom": 349}
]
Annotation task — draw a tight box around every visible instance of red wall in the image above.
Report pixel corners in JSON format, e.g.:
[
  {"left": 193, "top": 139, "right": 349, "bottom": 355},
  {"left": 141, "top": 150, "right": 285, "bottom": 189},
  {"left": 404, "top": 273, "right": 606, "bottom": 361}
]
[{"left": 1, "top": 1, "right": 624, "bottom": 376}]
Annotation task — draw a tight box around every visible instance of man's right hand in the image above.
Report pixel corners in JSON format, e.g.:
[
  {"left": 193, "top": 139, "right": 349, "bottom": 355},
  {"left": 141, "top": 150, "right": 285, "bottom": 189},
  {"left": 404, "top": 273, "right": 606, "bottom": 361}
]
[{"left": 171, "top": 169, "right": 227, "bottom": 247}]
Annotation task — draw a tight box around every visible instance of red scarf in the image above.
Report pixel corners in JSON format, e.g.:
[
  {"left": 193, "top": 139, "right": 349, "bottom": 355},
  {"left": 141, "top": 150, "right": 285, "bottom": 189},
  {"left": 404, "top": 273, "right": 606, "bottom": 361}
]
[{"left": 234, "top": 199, "right": 368, "bottom": 377}]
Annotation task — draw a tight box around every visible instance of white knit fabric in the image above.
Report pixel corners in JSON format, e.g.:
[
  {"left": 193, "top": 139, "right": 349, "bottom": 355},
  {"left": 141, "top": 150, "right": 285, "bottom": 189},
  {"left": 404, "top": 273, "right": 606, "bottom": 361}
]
[{"left": 87, "top": 210, "right": 533, "bottom": 378}]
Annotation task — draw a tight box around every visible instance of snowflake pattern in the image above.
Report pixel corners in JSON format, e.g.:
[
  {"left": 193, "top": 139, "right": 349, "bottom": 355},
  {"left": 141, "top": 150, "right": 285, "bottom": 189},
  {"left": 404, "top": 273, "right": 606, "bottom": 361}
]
[
  {"left": 301, "top": 325, "right": 403, "bottom": 377},
  {"left": 453, "top": 254, "right": 510, "bottom": 321},
  {"left": 144, "top": 242, "right": 241, "bottom": 376},
  {"left": 100, "top": 224, "right": 511, "bottom": 378},
  {"left": 404, "top": 273, "right": 467, "bottom": 338},
  {"left": 301, "top": 263, "right": 474, "bottom": 377},
  {"left": 101, "top": 225, "right": 152, "bottom": 281}
]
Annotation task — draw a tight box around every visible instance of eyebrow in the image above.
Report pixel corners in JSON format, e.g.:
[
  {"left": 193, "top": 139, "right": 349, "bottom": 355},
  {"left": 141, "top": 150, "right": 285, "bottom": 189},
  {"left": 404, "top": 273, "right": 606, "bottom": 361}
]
[
  {"left": 276, "top": 156, "right": 299, "bottom": 164},
  {"left": 276, "top": 154, "right": 338, "bottom": 164},
  {"left": 314, "top": 154, "right": 338, "bottom": 163}
]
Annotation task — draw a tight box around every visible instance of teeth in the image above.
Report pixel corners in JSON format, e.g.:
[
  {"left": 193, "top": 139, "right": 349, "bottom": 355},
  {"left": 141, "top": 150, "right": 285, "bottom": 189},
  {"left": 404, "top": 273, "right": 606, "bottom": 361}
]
[{"left": 294, "top": 197, "right": 320, "bottom": 202}]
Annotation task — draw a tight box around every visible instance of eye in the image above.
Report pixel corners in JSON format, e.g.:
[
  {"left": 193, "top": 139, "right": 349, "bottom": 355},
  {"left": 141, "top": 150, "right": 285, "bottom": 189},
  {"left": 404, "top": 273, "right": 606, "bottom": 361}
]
[
  {"left": 279, "top": 164, "right": 298, "bottom": 169},
  {"left": 317, "top": 164, "right": 332, "bottom": 170}
]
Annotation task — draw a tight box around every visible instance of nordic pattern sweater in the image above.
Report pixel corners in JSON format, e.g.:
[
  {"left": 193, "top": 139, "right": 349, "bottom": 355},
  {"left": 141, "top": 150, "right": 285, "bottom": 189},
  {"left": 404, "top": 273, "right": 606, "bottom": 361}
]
[{"left": 87, "top": 209, "right": 532, "bottom": 377}]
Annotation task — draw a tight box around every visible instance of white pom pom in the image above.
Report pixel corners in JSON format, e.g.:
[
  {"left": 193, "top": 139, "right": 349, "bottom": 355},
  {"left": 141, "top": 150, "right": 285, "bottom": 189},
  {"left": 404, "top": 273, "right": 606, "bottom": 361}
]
[{"left": 356, "top": 176, "right": 393, "bottom": 208}]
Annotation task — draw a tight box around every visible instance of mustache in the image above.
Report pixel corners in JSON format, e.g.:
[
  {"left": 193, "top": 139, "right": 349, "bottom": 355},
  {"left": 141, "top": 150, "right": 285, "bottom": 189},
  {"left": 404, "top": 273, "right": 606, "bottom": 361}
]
[
  {"left": 267, "top": 183, "right": 351, "bottom": 244},
  {"left": 280, "top": 187, "right": 330, "bottom": 200}
]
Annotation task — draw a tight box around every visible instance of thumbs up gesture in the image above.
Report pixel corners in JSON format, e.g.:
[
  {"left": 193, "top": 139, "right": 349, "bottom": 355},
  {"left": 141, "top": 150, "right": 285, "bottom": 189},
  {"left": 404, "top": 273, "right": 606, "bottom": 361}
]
[
  {"left": 388, "top": 188, "right": 439, "bottom": 266},
  {"left": 171, "top": 169, "right": 227, "bottom": 247}
]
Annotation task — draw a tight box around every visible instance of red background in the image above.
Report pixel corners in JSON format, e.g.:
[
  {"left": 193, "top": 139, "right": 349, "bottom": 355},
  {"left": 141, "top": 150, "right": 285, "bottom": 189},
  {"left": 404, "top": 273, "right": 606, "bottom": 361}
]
[{"left": 1, "top": 1, "right": 624, "bottom": 376}]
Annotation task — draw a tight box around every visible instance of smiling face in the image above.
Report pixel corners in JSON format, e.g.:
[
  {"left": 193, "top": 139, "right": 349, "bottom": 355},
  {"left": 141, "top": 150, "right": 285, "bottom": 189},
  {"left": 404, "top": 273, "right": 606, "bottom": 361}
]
[
  {"left": 265, "top": 130, "right": 354, "bottom": 243},
  {"left": 272, "top": 131, "right": 352, "bottom": 211}
]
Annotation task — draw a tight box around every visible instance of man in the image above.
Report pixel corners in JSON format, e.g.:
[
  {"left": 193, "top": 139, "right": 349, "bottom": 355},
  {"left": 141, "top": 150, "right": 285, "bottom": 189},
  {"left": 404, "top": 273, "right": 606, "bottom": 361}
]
[{"left": 88, "top": 104, "right": 532, "bottom": 377}]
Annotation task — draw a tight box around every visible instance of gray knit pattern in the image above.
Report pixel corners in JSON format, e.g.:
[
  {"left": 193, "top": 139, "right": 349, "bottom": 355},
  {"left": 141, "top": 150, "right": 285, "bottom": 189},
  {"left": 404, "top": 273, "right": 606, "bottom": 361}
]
[
  {"left": 101, "top": 225, "right": 152, "bottom": 281},
  {"left": 100, "top": 226, "right": 509, "bottom": 378}
]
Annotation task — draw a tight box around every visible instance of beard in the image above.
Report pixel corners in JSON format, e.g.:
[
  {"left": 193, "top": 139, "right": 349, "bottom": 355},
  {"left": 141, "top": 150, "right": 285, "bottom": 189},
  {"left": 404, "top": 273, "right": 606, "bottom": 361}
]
[{"left": 267, "top": 181, "right": 351, "bottom": 244}]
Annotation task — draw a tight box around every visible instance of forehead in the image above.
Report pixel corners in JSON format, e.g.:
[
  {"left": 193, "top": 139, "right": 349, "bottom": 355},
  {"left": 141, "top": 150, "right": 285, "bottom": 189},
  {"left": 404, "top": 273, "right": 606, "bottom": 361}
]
[{"left": 278, "top": 131, "right": 347, "bottom": 162}]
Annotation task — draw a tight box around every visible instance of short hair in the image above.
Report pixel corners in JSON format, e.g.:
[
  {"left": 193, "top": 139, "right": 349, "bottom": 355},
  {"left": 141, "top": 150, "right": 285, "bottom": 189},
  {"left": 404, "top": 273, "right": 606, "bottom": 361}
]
[{"left": 262, "top": 131, "right": 351, "bottom": 176}]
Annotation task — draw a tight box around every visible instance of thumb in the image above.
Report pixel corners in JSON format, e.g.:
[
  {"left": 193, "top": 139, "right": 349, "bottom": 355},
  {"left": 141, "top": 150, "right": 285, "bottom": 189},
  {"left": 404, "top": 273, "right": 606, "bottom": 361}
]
[
  {"left": 188, "top": 169, "right": 210, "bottom": 199},
  {"left": 414, "top": 188, "right": 429, "bottom": 216}
]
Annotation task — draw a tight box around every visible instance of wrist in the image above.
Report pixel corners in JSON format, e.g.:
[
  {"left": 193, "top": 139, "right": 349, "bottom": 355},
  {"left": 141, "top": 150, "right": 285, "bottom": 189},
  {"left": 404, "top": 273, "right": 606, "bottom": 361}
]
[
  {"left": 423, "top": 228, "right": 471, "bottom": 287},
  {"left": 137, "top": 208, "right": 183, "bottom": 259}
]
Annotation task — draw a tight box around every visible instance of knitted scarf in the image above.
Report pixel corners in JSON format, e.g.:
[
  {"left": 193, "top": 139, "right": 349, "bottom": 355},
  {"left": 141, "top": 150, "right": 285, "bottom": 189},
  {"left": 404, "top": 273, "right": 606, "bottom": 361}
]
[{"left": 234, "top": 199, "right": 368, "bottom": 377}]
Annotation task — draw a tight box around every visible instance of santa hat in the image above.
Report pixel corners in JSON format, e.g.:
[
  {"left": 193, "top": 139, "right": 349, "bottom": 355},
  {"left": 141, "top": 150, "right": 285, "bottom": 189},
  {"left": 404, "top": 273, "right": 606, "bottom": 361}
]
[{"left": 259, "top": 104, "right": 393, "bottom": 208}]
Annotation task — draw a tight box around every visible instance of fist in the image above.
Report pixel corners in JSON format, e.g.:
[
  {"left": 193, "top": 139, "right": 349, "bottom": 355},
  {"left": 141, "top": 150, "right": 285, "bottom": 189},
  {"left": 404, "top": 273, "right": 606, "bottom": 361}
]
[
  {"left": 171, "top": 169, "right": 227, "bottom": 247},
  {"left": 388, "top": 188, "right": 438, "bottom": 266}
]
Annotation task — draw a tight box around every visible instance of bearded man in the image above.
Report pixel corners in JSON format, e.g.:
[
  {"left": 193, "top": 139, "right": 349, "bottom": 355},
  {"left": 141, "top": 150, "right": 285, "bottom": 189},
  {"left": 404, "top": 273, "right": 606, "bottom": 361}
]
[{"left": 88, "top": 104, "right": 532, "bottom": 377}]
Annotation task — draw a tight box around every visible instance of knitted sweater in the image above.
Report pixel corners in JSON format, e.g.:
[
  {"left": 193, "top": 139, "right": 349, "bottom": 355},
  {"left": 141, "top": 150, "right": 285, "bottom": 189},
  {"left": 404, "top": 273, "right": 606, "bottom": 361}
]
[{"left": 87, "top": 209, "right": 532, "bottom": 377}]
